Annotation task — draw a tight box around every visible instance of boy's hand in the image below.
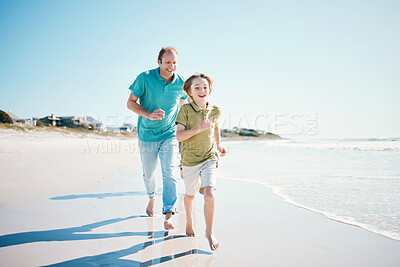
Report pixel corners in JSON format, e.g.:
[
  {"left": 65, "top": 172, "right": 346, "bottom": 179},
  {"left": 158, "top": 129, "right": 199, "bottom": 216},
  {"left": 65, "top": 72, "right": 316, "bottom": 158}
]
[
  {"left": 200, "top": 119, "right": 212, "bottom": 131},
  {"left": 217, "top": 145, "right": 226, "bottom": 157},
  {"left": 148, "top": 109, "right": 165, "bottom": 120}
]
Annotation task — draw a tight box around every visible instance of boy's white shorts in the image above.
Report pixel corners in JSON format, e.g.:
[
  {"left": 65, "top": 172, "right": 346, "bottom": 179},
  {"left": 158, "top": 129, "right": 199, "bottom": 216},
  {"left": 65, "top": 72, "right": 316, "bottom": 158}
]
[{"left": 182, "top": 160, "right": 217, "bottom": 196}]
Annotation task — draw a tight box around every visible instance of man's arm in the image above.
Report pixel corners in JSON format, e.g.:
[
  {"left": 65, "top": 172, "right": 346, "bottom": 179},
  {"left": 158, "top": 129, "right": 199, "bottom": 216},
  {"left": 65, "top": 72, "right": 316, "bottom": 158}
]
[
  {"left": 179, "top": 98, "right": 191, "bottom": 107},
  {"left": 127, "top": 92, "right": 165, "bottom": 120}
]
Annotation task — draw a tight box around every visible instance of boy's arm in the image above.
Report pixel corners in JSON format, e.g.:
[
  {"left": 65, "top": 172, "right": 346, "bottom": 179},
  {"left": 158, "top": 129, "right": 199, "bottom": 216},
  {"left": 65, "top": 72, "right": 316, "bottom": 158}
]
[
  {"left": 214, "top": 124, "right": 227, "bottom": 157},
  {"left": 176, "top": 120, "right": 212, "bottom": 142}
]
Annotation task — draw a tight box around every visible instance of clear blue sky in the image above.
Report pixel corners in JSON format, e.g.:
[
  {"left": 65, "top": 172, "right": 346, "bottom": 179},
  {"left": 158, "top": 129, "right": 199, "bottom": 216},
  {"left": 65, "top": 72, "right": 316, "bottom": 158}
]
[{"left": 1, "top": 0, "right": 399, "bottom": 138}]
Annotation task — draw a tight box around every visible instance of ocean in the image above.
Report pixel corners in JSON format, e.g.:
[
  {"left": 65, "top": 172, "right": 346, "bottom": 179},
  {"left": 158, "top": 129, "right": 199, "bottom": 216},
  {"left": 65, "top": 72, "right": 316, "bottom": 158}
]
[{"left": 219, "top": 138, "right": 400, "bottom": 241}]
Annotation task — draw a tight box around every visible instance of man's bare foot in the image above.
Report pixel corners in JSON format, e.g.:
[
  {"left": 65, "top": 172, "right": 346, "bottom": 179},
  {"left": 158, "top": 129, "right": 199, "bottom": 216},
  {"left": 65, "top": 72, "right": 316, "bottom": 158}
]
[
  {"left": 206, "top": 232, "right": 219, "bottom": 251},
  {"left": 186, "top": 224, "right": 195, "bottom": 237},
  {"left": 146, "top": 198, "right": 156, "bottom": 217},
  {"left": 164, "top": 212, "right": 174, "bottom": 230}
]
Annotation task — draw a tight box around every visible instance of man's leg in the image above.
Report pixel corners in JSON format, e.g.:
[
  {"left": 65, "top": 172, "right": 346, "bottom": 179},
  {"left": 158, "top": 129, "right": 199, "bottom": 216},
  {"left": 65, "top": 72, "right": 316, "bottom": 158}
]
[
  {"left": 159, "top": 137, "right": 179, "bottom": 230},
  {"left": 138, "top": 140, "right": 159, "bottom": 217}
]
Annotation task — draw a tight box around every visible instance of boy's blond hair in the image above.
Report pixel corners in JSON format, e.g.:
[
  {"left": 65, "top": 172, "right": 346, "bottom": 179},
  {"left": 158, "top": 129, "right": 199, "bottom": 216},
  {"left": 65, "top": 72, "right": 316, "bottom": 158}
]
[{"left": 183, "top": 73, "right": 213, "bottom": 96}]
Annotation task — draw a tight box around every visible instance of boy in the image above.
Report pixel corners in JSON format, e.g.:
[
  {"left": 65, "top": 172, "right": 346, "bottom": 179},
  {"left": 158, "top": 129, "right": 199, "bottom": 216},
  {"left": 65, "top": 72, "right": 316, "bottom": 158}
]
[{"left": 176, "top": 73, "right": 226, "bottom": 251}]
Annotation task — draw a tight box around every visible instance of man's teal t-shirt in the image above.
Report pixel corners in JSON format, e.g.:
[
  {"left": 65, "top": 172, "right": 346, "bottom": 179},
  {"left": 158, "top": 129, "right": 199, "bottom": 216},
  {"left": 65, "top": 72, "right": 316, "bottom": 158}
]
[{"left": 129, "top": 68, "right": 188, "bottom": 142}]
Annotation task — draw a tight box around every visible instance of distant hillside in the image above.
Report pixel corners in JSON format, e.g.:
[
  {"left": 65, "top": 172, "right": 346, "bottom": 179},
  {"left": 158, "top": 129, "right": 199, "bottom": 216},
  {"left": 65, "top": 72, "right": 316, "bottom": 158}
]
[
  {"left": 222, "top": 128, "right": 281, "bottom": 140},
  {"left": 0, "top": 123, "right": 137, "bottom": 138}
]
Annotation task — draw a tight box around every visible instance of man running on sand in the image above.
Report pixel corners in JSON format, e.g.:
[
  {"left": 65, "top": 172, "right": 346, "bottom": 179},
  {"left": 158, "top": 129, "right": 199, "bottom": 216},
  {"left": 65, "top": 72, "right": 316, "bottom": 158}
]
[{"left": 127, "top": 47, "right": 188, "bottom": 230}]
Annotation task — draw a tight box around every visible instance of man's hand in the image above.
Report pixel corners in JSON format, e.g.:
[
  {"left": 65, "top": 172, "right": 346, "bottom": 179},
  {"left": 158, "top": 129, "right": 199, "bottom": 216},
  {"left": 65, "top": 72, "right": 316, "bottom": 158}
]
[{"left": 148, "top": 109, "right": 165, "bottom": 120}]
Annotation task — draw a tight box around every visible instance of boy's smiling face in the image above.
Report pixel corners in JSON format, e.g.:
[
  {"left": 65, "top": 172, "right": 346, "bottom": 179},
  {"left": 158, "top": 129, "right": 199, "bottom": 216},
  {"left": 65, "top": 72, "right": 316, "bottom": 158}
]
[{"left": 189, "top": 77, "right": 210, "bottom": 108}]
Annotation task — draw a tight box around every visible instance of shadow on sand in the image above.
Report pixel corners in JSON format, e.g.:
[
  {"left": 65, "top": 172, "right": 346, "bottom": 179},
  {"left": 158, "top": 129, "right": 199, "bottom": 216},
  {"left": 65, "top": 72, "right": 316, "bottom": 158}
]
[
  {"left": 0, "top": 215, "right": 211, "bottom": 266},
  {"left": 0, "top": 215, "right": 152, "bottom": 248},
  {"left": 50, "top": 191, "right": 159, "bottom": 200},
  {"left": 43, "top": 234, "right": 211, "bottom": 266}
]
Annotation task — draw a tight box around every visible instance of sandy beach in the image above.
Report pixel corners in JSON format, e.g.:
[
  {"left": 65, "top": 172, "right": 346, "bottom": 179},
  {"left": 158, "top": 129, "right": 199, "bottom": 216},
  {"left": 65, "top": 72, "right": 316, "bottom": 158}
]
[{"left": 1, "top": 129, "right": 400, "bottom": 266}]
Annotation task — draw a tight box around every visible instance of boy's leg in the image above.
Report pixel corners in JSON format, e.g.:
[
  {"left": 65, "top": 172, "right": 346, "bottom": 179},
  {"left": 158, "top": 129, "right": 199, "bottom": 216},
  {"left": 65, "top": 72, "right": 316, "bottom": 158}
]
[
  {"left": 200, "top": 161, "right": 219, "bottom": 250},
  {"left": 184, "top": 194, "right": 196, "bottom": 236},
  {"left": 159, "top": 137, "right": 179, "bottom": 230},
  {"left": 182, "top": 164, "right": 202, "bottom": 237},
  {"left": 204, "top": 186, "right": 219, "bottom": 251},
  {"left": 138, "top": 140, "right": 159, "bottom": 217}
]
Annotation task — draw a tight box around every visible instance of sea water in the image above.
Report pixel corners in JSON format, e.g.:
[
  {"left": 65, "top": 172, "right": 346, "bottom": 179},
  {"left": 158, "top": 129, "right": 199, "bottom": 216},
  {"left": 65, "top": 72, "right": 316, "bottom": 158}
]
[{"left": 219, "top": 138, "right": 400, "bottom": 241}]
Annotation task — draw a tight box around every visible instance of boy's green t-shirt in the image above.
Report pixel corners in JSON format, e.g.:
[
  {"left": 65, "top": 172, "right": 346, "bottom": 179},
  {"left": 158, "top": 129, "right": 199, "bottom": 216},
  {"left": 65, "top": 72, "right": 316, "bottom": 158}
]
[{"left": 176, "top": 102, "right": 221, "bottom": 167}]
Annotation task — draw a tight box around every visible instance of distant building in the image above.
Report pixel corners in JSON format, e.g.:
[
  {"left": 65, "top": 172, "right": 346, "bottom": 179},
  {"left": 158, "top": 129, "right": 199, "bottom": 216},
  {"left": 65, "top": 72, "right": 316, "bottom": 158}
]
[
  {"left": 7, "top": 111, "right": 37, "bottom": 126},
  {"left": 58, "top": 116, "right": 84, "bottom": 128},
  {"left": 22, "top": 118, "right": 37, "bottom": 126},
  {"left": 105, "top": 126, "right": 121, "bottom": 133},
  {"left": 119, "top": 123, "right": 136, "bottom": 132},
  {"left": 38, "top": 114, "right": 103, "bottom": 130},
  {"left": 39, "top": 114, "right": 61, "bottom": 126},
  {"left": 83, "top": 116, "right": 103, "bottom": 131},
  {"left": 6, "top": 111, "right": 20, "bottom": 122},
  {"left": 5, "top": 112, "right": 105, "bottom": 131}
]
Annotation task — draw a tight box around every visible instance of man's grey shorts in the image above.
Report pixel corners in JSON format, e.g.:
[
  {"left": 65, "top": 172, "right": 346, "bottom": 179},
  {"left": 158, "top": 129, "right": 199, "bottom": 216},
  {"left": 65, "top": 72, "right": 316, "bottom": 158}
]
[{"left": 182, "top": 160, "right": 217, "bottom": 196}]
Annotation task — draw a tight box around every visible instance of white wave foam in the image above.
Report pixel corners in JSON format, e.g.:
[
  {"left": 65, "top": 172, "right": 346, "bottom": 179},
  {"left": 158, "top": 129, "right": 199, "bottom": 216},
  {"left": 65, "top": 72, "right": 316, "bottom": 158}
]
[
  {"left": 219, "top": 176, "right": 400, "bottom": 242},
  {"left": 248, "top": 139, "right": 400, "bottom": 152}
]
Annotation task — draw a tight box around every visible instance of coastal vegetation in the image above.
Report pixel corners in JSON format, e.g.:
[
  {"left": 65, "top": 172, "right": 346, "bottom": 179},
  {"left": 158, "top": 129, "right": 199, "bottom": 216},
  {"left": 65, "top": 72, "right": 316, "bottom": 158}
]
[
  {"left": 222, "top": 128, "right": 281, "bottom": 139},
  {"left": 0, "top": 123, "right": 280, "bottom": 140},
  {"left": 0, "top": 123, "right": 135, "bottom": 137},
  {"left": 0, "top": 110, "right": 281, "bottom": 139},
  {"left": 0, "top": 110, "right": 13, "bottom": 124}
]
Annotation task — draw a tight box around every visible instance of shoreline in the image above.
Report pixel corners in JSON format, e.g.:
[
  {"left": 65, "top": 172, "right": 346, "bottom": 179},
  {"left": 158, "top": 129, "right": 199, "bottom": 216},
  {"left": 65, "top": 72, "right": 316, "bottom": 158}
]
[
  {"left": 215, "top": 179, "right": 400, "bottom": 266},
  {"left": 220, "top": 176, "right": 400, "bottom": 243}
]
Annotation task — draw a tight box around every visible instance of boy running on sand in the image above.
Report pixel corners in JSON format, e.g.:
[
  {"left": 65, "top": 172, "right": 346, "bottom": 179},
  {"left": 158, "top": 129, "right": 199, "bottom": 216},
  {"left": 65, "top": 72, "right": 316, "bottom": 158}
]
[{"left": 175, "top": 73, "right": 226, "bottom": 251}]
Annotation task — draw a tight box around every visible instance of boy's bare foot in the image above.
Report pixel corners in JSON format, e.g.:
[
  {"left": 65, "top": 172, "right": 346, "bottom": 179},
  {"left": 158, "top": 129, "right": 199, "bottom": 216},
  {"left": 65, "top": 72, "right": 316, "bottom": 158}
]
[
  {"left": 186, "top": 224, "right": 196, "bottom": 237},
  {"left": 164, "top": 212, "right": 174, "bottom": 230},
  {"left": 206, "top": 232, "right": 219, "bottom": 251},
  {"left": 146, "top": 198, "right": 156, "bottom": 217}
]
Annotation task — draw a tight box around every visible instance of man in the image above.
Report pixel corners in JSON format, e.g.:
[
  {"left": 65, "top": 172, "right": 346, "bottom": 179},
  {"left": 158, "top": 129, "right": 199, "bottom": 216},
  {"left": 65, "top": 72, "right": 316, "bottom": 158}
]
[{"left": 127, "top": 47, "right": 188, "bottom": 230}]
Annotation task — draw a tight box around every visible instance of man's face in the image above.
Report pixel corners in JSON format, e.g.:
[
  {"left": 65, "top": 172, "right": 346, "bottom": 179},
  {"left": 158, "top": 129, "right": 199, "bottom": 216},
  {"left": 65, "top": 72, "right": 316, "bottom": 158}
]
[{"left": 158, "top": 51, "right": 178, "bottom": 80}]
